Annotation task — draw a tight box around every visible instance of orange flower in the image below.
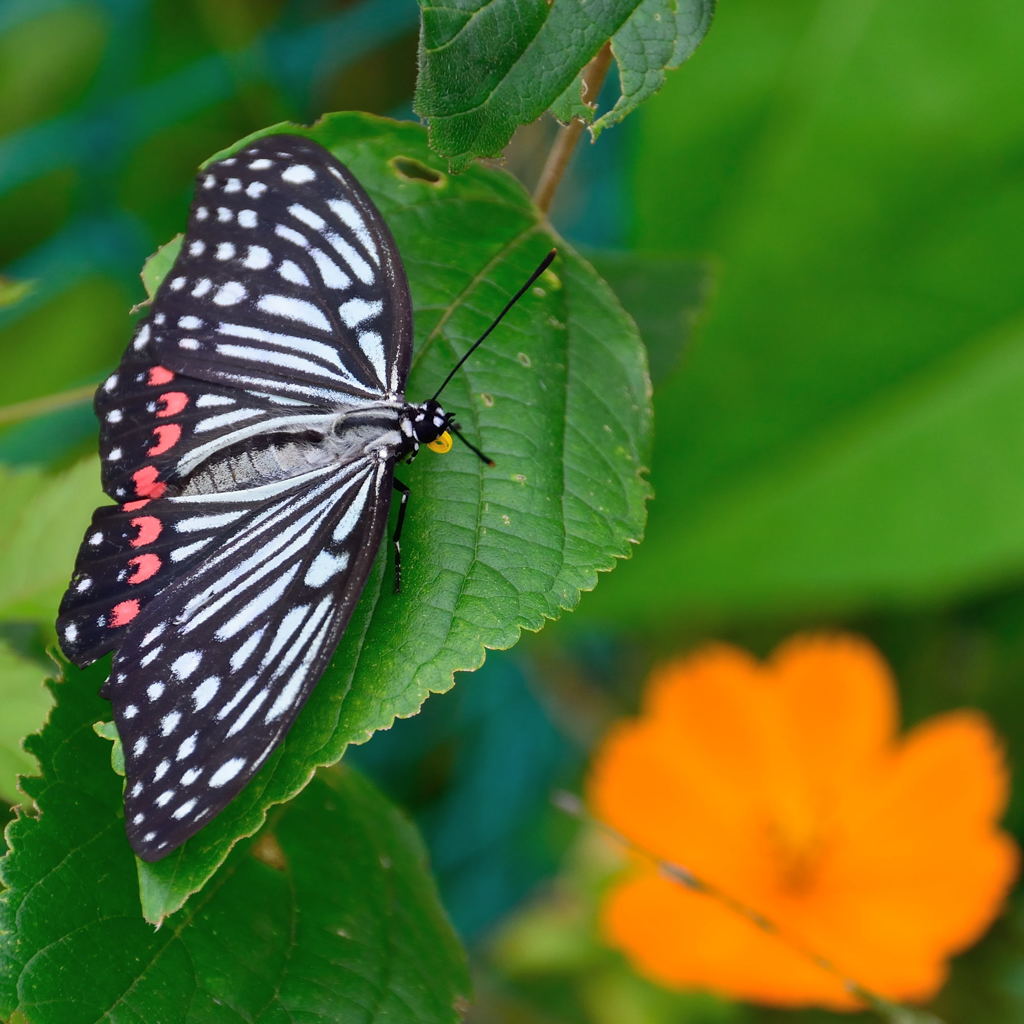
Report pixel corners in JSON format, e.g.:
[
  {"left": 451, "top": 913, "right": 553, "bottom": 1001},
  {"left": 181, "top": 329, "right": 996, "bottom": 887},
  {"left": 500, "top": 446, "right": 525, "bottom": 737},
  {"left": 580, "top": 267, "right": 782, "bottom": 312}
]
[{"left": 587, "top": 634, "right": 1018, "bottom": 1010}]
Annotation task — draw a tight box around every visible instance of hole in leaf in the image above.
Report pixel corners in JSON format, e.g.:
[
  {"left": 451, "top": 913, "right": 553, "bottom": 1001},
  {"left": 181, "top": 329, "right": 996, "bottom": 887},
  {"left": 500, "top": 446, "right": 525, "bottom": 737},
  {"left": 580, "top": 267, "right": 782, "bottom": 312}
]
[{"left": 390, "top": 156, "right": 444, "bottom": 185}]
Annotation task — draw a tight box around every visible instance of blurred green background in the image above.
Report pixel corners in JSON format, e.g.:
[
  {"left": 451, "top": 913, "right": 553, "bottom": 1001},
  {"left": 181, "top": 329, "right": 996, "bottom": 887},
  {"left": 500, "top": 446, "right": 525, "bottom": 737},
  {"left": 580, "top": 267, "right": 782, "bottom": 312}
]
[{"left": 2, "top": 1, "right": 1024, "bottom": 1021}]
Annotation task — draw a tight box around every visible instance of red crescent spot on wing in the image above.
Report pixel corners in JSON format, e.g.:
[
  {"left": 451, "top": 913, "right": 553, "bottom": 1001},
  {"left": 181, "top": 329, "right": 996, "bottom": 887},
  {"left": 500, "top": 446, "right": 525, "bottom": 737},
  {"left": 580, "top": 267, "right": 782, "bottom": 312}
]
[
  {"left": 156, "top": 391, "right": 189, "bottom": 417},
  {"left": 110, "top": 599, "right": 141, "bottom": 627},
  {"left": 129, "top": 515, "right": 163, "bottom": 547},
  {"left": 122, "top": 499, "right": 151, "bottom": 512},
  {"left": 148, "top": 423, "right": 182, "bottom": 456},
  {"left": 132, "top": 466, "right": 167, "bottom": 498},
  {"left": 126, "top": 553, "right": 162, "bottom": 584},
  {"left": 147, "top": 366, "right": 175, "bottom": 386}
]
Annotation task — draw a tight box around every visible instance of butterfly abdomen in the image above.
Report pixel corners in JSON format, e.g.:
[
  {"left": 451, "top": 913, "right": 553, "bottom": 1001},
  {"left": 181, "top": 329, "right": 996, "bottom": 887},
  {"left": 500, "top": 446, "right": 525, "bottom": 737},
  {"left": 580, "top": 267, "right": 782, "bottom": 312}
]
[{"left": 179, "top": 430, "right": 331, "bottom": 495}]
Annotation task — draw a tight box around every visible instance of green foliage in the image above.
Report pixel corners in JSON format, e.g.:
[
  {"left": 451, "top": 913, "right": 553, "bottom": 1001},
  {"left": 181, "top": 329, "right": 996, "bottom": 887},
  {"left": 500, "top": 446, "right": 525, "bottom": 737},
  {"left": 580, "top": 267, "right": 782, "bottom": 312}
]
[
  {"left": 415, "top": 0, "right": 713, "bottom": 170},
  {"left": 0, "top": 277, "right": 34, "bottom": 310},
  {"left": 0, "top": 460, "right": 103, "bottom": 621},
  {"left": 38, "top": 113, "right": 648, "bottom": 925},
  {"left": 588, "top": 0, "right": 1024, "bottom": 625},
  {"left": 590, "top": 0, "right": 715, "bottom": 139},
  {"left": 0, "top": 662, "right": 470, "bottom": 1023},
  {"left": 0, "top": 641, "right": 51, "bottom": 805},
  {"left": 586, "top": 250, "right": 712, "bottom": 389}
]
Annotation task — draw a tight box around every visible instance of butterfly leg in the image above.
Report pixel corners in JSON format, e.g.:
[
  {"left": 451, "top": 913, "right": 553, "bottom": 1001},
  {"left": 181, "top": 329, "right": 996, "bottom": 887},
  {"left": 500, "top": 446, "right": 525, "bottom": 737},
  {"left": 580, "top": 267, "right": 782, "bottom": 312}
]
[{"left": 392, "top": 478, "right": 410, "bottom": 593}]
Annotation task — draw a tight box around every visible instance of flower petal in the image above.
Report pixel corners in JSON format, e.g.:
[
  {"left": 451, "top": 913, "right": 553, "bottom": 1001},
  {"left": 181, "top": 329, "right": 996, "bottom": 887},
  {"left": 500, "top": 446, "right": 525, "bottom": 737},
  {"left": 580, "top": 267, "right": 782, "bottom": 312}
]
[{"left": 602, "top": 868, "right": 864, "bottom": 1010}]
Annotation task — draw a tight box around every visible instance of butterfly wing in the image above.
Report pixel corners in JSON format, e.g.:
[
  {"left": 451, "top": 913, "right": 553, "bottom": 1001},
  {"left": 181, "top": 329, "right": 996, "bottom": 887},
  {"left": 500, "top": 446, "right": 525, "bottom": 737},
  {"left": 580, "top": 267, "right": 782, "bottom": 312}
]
[
  {"left": 104, "top": 457, "right": 394, "bottom": 860},
  {"left": 96, "top": 133, "right": 412, "bottom": 503}
]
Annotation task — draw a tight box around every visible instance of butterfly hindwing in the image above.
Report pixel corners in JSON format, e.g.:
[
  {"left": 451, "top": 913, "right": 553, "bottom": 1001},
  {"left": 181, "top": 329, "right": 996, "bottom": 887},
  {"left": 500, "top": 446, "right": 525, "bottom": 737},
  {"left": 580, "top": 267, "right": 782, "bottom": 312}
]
[{"left": 106, "top": 457, "right": 394, "bottom": 860}]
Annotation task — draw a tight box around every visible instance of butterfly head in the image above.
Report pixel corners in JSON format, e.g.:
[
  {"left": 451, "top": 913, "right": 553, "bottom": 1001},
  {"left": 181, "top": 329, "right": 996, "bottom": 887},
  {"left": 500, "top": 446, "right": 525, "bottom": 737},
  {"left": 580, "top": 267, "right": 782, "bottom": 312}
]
[{"left": 411, "top": 398, "right": 453, "bottom": 454}]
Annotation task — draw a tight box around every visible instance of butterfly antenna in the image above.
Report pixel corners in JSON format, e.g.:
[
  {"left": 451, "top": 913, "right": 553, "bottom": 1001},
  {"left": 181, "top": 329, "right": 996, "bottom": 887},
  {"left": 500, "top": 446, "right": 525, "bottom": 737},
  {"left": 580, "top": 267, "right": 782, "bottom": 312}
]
[
  {"left": 450, "top": 423, "right": 495, "bottom": 466},
  {"left": 431, "top": 248, "right": 557, "bottom": 402}
]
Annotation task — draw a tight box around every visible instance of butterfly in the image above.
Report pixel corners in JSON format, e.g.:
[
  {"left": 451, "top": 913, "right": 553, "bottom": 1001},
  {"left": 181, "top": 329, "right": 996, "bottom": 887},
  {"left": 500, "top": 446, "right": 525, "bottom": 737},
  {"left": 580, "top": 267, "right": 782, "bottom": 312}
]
[{"left": 56, "top": 132, "right": 554, "bottom": 861}]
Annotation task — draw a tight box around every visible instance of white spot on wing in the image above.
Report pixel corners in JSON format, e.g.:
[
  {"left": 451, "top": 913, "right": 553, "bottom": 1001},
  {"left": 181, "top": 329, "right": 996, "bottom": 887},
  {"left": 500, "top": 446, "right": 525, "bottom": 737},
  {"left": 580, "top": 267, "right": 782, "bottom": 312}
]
[
  {"left": 310, "top": 248, "right": 350, "bottom": 290},
  {"left": 304, "top": 550, "right": 349, "bottom": 587},
  {"left": 288, "top": 203, "right": 325, "bottom": 230},
  {"left": 339, "top": 298, "right": 381, "bottom": 329},
  {"left": 256, "top": 294, "right": 330, "bottom": 332},
  {"left": 244, "top": 245, "right": 271, "bottom": 269},
  {"left": 282, "top": 164, "right": 316, "bottom": 183},
  {"left": 160, "top": 711, "right": 181, "bottom": 736},
  {"left": 209, "top": 757, "right": 247, "bottom": 787},
  {"left": 172, "top": 651, "right": 202, "bottom": 680},
  {"left": 172, "top": 798, "right": 198, "bottom": 819},
  {"left": 214, "top": 281, "right": 247, "bottom": 306},
  {"left": 192, "top": 676, "right": 220, "bottom": 710},
  {"left": 358, "top": 331, "right": 387, "bottom": 386},
  {"left": 278, "top": 260, "right": 309, "bottom": 286}
]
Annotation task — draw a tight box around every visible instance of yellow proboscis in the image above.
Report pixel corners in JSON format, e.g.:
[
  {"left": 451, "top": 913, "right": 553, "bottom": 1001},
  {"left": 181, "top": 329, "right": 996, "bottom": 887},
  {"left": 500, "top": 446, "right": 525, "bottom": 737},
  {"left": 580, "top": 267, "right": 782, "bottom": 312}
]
[{"left": 427, "top": 431, "right": 453, "bottom": 454}]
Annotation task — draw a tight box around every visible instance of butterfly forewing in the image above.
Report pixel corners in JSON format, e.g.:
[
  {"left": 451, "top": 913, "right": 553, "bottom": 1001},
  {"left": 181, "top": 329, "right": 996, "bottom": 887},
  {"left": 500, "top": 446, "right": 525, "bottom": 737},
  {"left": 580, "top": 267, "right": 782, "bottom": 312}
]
[
  {"left": 96, "top": 133, "right": 412, "bottom": 504},
  {"left": 108, "top": 458, "right": 393, "bottom": 860},
  {"left": 58, "top": 134, "right": 416, "bottom": 860}
]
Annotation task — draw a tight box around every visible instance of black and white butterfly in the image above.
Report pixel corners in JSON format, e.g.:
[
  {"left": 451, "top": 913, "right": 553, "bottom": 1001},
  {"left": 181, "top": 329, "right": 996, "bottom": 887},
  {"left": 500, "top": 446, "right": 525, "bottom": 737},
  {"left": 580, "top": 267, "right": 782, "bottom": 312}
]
[{"left": 56, "top": 133, "right": 554, "bottom": 861}]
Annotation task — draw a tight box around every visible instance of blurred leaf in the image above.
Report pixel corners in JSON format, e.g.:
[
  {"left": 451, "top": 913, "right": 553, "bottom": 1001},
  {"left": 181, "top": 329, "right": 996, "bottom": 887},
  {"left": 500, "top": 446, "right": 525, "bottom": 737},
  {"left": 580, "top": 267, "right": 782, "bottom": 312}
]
[
  {"left": 0, "top": 277, "right": 34, "bottom": 310},
  {"left": 0, "top": 459, "right": 103, "bottom": 623},
  {"left": 352, "top": 652, "right": 577, "bottom": 939},
  {"left": 484, "top": 830, "right": 749, "bottom": 1024},
  {"left": 101, "top": 113, "right": 649, "bottom": 923},
  {"left": 414, "top": 0, "right": 712, "bottom": 170},
  {"left": 0, "top": 641, "right": 51, "bottom": 805},
  {"left": 605, "top": 316, "right": 1024, "bottom": 618},
  {"left": 586, "top": 249, "right": 713, "bottom": 389},
  {"left": 590, "top": 0, "right": 1024, "bottom": 623},
  {"left": 0, "top": 662, "right": 470, "bottom": 1024}
]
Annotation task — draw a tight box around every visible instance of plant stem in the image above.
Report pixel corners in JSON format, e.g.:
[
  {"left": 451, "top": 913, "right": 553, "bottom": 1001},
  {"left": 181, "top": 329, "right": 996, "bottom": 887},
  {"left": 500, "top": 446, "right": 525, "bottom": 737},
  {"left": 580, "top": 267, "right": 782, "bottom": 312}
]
[
  {"left": 0, "top": 383, "right": 96, "bottom": 425},
  {"left": 532, "top": 42, "right": 614, "bottom": 215}
]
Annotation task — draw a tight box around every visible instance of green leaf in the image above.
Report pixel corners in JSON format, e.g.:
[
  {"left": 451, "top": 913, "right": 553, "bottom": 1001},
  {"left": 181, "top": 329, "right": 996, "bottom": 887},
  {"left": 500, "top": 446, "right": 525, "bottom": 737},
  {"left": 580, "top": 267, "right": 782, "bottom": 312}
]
[
  {"left": 0, "top": 663, "right": 470, "bottom": 1023},
  {"left": 415, "top": 0, "right": 713, "bottom": 170},
  {"left": 602, "top": 316, "right": 1024, "bottom": 619},
  {"left": 592, "top": 0, "right": 716, "bottom": 139},
  {"left": 586, "top": 249, "right": 713, "bottom": 389},
  {"left": 0, "top": 460, "right": 103, "bottom": 623},
  {"left": 139, "top": 234, "right": 182, "bottom": 302},
  {"left": 83, "top": 113, "right": 649, "bottom": 922},
  {"left": 0, "top": 641, "right": 51, "bottom": 805},
  {"left": 587, "top": 0, "right": 1024, "bottom": 623},
  {"left": 0, "top": 277, "right": 35, "bottom": 311}
]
